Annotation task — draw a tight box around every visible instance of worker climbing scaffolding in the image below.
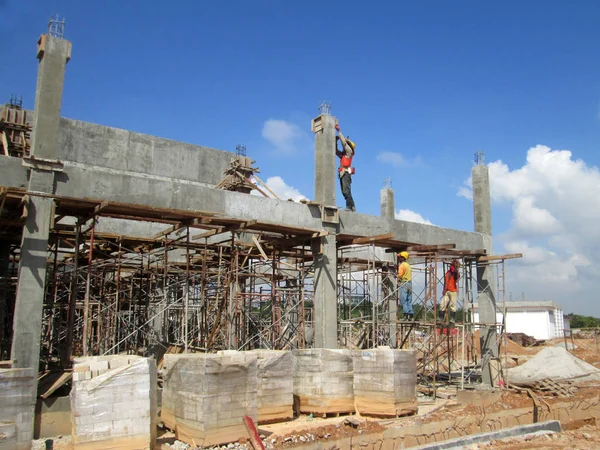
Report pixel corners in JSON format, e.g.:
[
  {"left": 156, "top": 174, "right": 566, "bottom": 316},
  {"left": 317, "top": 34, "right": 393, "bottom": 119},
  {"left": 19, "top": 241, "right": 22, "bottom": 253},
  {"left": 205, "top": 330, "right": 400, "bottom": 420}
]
[{"left": 335, "top": 123, "right": 356, "bottom": 211}]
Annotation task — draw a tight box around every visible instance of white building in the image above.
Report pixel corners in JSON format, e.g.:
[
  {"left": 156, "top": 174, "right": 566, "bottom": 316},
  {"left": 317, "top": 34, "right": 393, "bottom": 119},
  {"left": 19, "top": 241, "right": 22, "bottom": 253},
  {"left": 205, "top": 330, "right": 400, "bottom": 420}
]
[{"left": 470, "top": 301, "right": 564, "bottom": 340}]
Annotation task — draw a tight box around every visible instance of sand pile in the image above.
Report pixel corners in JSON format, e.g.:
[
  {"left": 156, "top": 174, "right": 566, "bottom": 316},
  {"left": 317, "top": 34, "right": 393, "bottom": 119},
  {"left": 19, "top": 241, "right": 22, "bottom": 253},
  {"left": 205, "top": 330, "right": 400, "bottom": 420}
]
[{"left": 507, "top": 346, "right": 600, "bottom": 385}]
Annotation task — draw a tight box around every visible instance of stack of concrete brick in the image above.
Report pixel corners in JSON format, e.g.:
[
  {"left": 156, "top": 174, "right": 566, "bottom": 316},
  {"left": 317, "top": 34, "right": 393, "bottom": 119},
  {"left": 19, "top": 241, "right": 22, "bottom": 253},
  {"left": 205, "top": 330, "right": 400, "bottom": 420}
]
[
  {"left": 161, "top": 352, "right": 258, "bottom": 446},
  {"left": 252, "top": 350, "right": 293, "bottom": 423},
  {"left": 70, "top": 356, "right": 157, "bottom": 449},
  {"left": 293, "top": 349, "right": 354, "bottom": 415},
  {"left": 352, "top": 348, "right": 418, "bottom": 417},
  {"left": 0, "top": 367, "right": 35, "bottom": 450}
]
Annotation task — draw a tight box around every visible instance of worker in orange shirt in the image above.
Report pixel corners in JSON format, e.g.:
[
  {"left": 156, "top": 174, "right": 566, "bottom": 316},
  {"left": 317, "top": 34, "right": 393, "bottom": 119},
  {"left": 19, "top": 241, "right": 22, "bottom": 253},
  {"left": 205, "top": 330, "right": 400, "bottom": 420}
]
[
  {"left": 334, "top": 123, "right": 356, "bottom": 212},
  {"left": 440, "top": 260, "right": 460, "bottom": 322},
  {"left": 397, "top": 251, "right": 413, "bottom": 321}
]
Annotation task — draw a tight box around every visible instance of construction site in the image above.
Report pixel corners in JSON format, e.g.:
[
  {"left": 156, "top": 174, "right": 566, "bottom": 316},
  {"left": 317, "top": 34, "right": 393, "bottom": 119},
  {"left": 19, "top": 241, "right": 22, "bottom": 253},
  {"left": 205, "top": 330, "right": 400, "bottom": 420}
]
[{"left": 2, "top": 17, "right": 600, "bottom": 450}]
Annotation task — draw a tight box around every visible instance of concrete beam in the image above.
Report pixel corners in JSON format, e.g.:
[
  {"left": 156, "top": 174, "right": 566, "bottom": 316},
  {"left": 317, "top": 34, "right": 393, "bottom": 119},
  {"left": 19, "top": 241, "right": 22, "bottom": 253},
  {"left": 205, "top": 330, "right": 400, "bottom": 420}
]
[{"left": 1, "top": 164, "right": 487, "bottom": 251}]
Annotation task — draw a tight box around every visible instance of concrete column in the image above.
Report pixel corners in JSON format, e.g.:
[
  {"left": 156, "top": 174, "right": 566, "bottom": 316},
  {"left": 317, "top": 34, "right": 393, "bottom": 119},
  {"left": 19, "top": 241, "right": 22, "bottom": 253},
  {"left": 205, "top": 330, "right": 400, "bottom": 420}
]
[
  {"left": 380, "top": 186, "right": 395, "bottom": 220},
  {"left": 31, "top": 34, "right": 71, "bottom": 159},
  {"left": 0, "top": 242, "right": 10, "bottom": 359},
  {"left": 472, "top": 162, "right": 497, "bottom": 386},
  {"left": 473, "top": 164, "right": 492, "bottom": 235},
  {"left": 312, "top": 225, "right": 338, "bottom": 348},
  {"left": 11, "top": 31, "right": 71, "bottom": 377},
  {"left": 11, "top": 197, "right": 53, "bottom": 370},
  {"left": 313, "top": 114, "right": 337, "bottom": 206},
  {"left": 385, "top": 268, "right": 398, "bottom": 347},
  {"left": 311, "top": 113, "right": 339, "bottom": 348}
]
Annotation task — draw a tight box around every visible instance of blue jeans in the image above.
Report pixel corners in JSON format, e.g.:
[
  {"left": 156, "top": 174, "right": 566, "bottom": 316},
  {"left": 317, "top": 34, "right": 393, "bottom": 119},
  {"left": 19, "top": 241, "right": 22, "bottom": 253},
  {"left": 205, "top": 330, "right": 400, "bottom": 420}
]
[{"left": 399, "top": 281, "right": 413, "bottom": 315}]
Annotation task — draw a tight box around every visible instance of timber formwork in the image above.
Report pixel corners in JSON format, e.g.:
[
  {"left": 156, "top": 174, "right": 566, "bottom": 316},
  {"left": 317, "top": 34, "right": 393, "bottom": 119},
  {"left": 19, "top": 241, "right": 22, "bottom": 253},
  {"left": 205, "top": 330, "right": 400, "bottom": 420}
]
[{"left": 0, "top": 187, "right": 520, "bottom": 390}]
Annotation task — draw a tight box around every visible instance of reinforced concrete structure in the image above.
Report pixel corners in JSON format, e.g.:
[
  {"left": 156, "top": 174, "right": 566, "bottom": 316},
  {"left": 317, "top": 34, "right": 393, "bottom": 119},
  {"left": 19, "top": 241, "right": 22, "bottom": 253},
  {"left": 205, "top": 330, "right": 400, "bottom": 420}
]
[{"left": 0, "top": 20, "right": 522, "bottom": 445}]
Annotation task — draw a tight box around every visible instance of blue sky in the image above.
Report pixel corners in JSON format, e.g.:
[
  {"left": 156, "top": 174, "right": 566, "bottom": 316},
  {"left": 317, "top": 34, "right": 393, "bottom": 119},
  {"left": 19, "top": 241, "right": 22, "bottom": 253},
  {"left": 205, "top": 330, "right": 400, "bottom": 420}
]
[{"left": 2, "top": 1, "right": 600, "bottom": 314}]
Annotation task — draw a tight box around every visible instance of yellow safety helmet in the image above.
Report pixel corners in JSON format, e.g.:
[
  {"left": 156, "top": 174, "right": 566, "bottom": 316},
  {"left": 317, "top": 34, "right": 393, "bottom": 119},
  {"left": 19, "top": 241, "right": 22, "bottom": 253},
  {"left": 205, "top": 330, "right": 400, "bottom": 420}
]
[
  {"left": 398, "top": 251, "right": 409, "bottom": 260},
  {"left": 345, "top": 139, "right": 356, "bottom": 151}
]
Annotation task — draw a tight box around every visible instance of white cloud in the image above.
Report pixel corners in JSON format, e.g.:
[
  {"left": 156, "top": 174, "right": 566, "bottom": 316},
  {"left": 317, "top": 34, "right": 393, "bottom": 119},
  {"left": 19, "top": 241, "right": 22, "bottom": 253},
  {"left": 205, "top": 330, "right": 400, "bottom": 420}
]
[
  {"left": 459, "top": 145, "right": 600, "bottom": 314},
  {"left": 376, "top": 151, "right": 423, "bottom": 167},
  {"left": 512, "top": 196, "right": 561, "bottom": 235},
  {"left": 377, "top": 152, "right": 406, "bottom": 167},
  {"left": 395, "top": 209, "right": 433, "bottom": 225},
  {"left": 261, "top": 119, "right": 308, "bottom": 154},
  {"left": 260, "top": 176, "right": 307, "bottom": 201}
]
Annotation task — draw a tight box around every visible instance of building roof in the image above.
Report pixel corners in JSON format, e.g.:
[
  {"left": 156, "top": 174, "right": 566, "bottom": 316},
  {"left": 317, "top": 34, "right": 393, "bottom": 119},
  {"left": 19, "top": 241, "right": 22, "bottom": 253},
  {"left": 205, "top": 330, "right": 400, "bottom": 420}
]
[{"left": 469, "top": 300, "right": 563, "bottom": 311}]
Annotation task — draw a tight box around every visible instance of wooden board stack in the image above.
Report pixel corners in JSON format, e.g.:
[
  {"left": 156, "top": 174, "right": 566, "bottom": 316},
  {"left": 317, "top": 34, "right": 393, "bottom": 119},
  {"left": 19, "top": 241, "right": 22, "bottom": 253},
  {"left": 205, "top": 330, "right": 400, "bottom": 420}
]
[
  {"left": 293, "top": 349, "right": 354, "bottom": 416},
  {"left": 70, "top": 356, "right": 157, "bottom": 449},
  {"left": 0, "top": 367, "right": 35, "bottom": 450},
  {"left": 161, "top": 352, "right": 258, "bottom": 446},
  {"left": 352, "top": 348, "right": 418, "bottom": 417}
]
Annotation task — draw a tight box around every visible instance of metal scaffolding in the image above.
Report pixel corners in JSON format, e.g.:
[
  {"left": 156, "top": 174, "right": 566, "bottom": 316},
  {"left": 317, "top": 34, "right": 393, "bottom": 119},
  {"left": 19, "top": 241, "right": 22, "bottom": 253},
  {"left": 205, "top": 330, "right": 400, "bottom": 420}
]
[{"left": 0, "top": 188, "right": 521, "bottom": 392}]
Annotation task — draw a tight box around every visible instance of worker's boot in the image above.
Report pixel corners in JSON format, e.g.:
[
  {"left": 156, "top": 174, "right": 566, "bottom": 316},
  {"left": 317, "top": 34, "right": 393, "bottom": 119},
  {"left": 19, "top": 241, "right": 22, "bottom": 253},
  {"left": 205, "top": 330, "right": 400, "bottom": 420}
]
[{"left": 450, "top": 311, "right": 456, "bottom": 324}]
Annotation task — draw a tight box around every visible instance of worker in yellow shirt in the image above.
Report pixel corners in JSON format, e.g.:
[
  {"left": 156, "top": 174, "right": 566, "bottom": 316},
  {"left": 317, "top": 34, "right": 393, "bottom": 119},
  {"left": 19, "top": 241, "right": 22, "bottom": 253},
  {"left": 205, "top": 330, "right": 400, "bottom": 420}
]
[{"left": 397, "top": 251, "right": 413, "bottom": 321}]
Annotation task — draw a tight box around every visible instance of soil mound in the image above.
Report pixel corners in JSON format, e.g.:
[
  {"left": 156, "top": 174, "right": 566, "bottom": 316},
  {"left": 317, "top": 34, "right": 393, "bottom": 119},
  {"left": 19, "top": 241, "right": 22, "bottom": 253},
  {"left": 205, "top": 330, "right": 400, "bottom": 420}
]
[{"left": 507, "top": 346, "right": 600, "bottom": 384}]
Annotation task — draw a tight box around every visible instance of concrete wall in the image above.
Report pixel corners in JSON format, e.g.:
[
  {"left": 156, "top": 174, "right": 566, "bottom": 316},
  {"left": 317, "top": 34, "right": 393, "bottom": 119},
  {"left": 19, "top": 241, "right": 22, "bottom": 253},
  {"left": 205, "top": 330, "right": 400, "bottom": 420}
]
[
  {"left": 57, "top": 118, "right": 234, "bottom": 187},
  {"left": 0, "top": 156, "right": 27, "bottom": 188}
]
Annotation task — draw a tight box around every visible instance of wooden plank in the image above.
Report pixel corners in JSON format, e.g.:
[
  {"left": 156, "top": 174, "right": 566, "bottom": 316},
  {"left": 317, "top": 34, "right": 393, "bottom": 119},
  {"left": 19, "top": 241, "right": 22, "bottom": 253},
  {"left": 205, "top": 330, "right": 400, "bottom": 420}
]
[
  {"left": 0, "top": 131, "right": 8, "bottom": 156},
  {"left": 406, "top": 243, "right": 456, "bottom": 251},
  {"left": 252, "top": 236, "right": 269, "bottom": 261},
  {"left": 193, "top": 227, "right": 225, "bottom": 240},
  {"left": 349, "top": 233, "right": 395, "bottom": 245},
  {"left": 39, "top": 371, "right": 72, "bottom": 399},
  {"left": 152, "top": 224, "right": 180, "bottom": 240},
  {"left": 478, "top": 253, "right": 523, "bottom": 262},
  {"left": 253, "top": 175, "right": 280, "bottom": 199}
]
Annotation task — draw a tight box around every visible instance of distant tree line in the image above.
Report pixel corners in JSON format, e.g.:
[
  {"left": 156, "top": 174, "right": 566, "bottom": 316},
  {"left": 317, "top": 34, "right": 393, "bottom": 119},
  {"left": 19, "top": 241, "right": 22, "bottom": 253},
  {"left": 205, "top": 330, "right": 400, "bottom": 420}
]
[{"left": 568, "top": 314, "right": 600, "bottom": 329}]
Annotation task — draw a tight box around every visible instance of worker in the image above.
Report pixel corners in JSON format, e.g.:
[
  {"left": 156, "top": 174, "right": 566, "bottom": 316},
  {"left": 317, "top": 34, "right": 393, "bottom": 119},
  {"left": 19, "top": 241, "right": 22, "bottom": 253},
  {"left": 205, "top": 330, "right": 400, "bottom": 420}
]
[
  {"left": 440, "top": 259, "right": 461, "bottom": 322},
  {"left": 397, "top": 251, "right": 413, "bottom": 321},
  {"left": 334, "top": 123, "right": 356, "bottom": 212}
]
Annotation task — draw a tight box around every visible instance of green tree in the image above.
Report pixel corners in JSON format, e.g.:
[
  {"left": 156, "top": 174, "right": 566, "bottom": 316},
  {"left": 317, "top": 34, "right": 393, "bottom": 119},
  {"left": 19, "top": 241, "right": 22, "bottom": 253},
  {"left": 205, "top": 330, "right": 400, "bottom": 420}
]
[{"left": 569, "top": 314, "right": 600, "bottom": 328}]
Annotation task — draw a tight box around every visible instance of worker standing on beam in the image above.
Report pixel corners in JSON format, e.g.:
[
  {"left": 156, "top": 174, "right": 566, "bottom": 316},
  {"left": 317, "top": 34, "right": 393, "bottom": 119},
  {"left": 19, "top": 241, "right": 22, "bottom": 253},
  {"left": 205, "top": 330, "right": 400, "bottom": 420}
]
[
  {"left": 335, "top": 123, "right": 356, "bottom": 212},
  {"left": 397, "top": 251, "right": 413, "bottom": 321},
  {"left": 440, "top": 259, "right": 461, "bottom": 323}
]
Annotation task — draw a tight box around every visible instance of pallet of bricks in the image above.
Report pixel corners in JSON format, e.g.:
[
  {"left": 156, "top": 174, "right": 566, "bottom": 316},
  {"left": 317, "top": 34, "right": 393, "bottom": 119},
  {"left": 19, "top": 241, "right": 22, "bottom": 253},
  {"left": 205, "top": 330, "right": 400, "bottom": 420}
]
[
  {"left": 161, "top": 352, "right": 258, "bottom": 446},
  {"left": 70, "top": 356, "right": 157, "bottom": 449},
  {"left": 252, "top": 350, "right": 294, "bottom": 424},
  {"left": 0, "top": 367, "right": 35, "bottom": 450},
  {"left": 353, "top": 348, "right": 418, "bottom": 417},
  {"left": 293, "top": 349, "right": 354, "bottom": 417}
]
